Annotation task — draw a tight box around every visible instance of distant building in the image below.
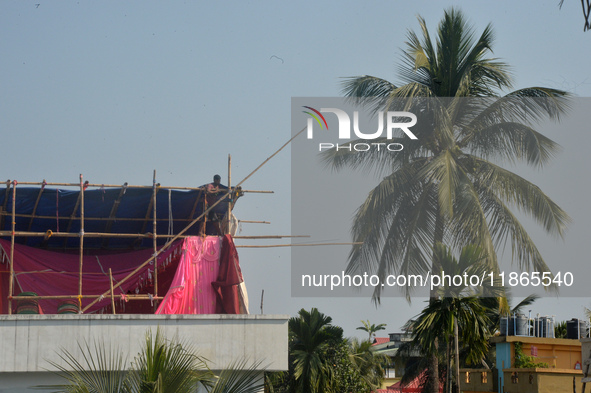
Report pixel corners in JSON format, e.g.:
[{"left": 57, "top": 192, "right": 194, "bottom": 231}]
[
  {"left": 461, "top": 336, "right": 584, "bottom": 393},
  {"left": 372, "top": 331, "right": 418, "bottom": 380}
]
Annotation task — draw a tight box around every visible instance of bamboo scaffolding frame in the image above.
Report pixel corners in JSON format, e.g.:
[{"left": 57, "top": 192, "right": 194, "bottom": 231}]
[
  {"left": 3, "top": 126, "right": 311, "bottom": 315},
  {"left": 81, "top": 196, "right": 227, "bottom": 312},
  {"left": 109, "top": 268, "right": 115, "bottom": 314}
]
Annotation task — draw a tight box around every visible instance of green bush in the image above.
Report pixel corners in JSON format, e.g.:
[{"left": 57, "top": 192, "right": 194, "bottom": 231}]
[{"left": 514, "top": 342, "right": 549, "bottom": 369}]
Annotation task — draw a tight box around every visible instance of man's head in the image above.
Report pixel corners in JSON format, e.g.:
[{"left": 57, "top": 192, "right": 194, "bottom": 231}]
[{"left": 213, "top": 174, "right": 221, "bottom": 186}]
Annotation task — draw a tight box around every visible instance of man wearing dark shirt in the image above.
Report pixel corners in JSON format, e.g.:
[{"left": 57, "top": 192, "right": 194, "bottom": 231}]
[{"left": 200, "top": 174, "right": 223, "bottom": 236}]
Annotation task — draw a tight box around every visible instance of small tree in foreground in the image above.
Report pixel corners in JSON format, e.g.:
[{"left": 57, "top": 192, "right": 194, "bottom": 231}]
[{"left": 38, "top": 329, "right": 265, "bottom": 393}]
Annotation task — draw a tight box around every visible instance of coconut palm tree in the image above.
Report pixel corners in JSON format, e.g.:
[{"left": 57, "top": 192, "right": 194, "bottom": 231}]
[
  {"left": 412, "top": 243, "right": 493, "bottom": 393},
  {"left": 356, "top": 320, "right": 387, "bottom": 341},
  {"left": 348, "top": 338, "right": 387, "bottom": 390},
  {"left": 288, "top": 308, "right": 344, "bottom": 393},
  {"left": 323, "top": 8, "right": 570, "bottom": 392},
  {"left": 324, "top": 7, "right": 570, "bottom": 299}
]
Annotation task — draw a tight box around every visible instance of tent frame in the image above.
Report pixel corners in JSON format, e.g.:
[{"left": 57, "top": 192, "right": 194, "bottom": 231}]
[{"left": 1, "top": 155, "right": 270, "bottom": 314}]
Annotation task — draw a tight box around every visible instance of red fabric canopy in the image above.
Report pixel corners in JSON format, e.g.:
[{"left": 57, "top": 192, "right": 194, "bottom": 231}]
[
  {"left": 0, "top": 238, "right": 182, "bottom": 314},
  {"left": 212, "top": 234, "right": 245, "bottom": 314}
]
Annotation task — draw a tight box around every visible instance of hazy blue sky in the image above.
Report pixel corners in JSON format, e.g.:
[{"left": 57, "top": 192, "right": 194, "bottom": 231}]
[{"left": 2, "top": 1, "right": 590, "bottom": 339}]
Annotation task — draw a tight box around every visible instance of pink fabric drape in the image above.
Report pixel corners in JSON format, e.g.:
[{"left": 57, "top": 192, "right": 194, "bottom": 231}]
[{"left": 155, "top": 236, "right": 221, "bottom": 314}]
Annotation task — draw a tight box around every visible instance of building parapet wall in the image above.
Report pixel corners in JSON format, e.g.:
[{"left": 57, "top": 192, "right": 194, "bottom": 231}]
[
  {"left": 459, "top": 368, "right": 497, "bottom": 392},
  {"left": 0, "top": 314, "right": 289, "bottom": 373},
  {"left": 502, "top": 368, "right": 583, "bottom": 393}
]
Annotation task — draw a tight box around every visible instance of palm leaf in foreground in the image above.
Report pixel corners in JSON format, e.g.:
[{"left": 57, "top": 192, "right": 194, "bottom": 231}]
[{"left": 39, "top": 341, "right": 130, "bottom": 393}]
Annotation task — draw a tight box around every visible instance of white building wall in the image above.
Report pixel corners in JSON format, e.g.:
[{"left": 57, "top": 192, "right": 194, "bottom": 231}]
[{"left": 0, "top": 314, "right": 288, "bottom": 392}]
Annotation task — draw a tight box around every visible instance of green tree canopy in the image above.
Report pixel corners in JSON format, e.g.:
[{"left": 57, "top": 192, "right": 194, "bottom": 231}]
[{"left": 288, "top": 308, "right": 343, "bottom": 393}]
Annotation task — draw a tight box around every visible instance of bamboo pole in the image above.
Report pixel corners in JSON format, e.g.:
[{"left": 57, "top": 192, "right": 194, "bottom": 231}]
[
  {"left": 64, "top": 191, "right": 83, "bottom": 248},
  {"left": 188, "top": 188, "right": 204, "bottom": 222},
  {"left": 1, "top": 181, "right": 12, "bottom": 232},
  {"left": 235, "top": 126, "right": 306, "bottom": 188},
  {"left": 227, "top": 154, "right": 231, "bottom": 235},
  {"left": 7, "top": 294, "right": 165, "bottom": 301},
  {"left": 14, "top": 181, "right": 272, "bottom": 193},
  {"left": 238, "top": 220, "right": 270, "bottom": 224},
  {"left": 236, "top": 242, "right": 363, "bottom": 248},
  {"left": 26, "top": 182, "right": 45, "bottom": 233},
  {"left": 233, "top": 235, "right": 309, "bottom": 239},
  {"left": 0, "top": 231, "right": 158, "bottom": 238},
  {"left": 1, "top": 213, "right": 227, "bottom": 222},
  {"left": 0, "top": 231, "right": 310, "bottom": 240},
  {"left": 8, "top": 181, "right": 16, "bottom": 314},
  {"left": 3, "top": 214, "right": 188, "bottom": 222},
  {"left": 101, "top": 184, "right": 128, "bottom": 249},
  {"left": 140, "top": 183, "right": 157, "bottom": 235},
  {"left": 82, "top": 127, "right": 307, "bottom": 313},
  {"left": 78, "top": 174, "right": 84, "bottom": 311},
  {"left": 152, "top": 170, "right": 158, "bottom": 298},
  {"left": 109, "top": 268, "right": 116, "bottom": 314}
]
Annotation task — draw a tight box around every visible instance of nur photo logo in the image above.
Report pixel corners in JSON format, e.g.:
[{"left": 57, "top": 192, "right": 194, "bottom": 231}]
[{"left": 301, "top": 105, "right": 418, "bottom": 152}]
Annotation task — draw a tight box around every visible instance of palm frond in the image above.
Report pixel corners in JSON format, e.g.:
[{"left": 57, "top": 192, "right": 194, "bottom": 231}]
[
  {"left": 38, "top": 341, "right": 130, "bottom": 393},
  {"left": 207, "top": 359, "right": 266, "bottom": 393},
  {"left": 471, "top": 157, "right": 571, "bottom": 238},
  {"left": 128, "top": 328, "right": 212, "bottom": 393}
]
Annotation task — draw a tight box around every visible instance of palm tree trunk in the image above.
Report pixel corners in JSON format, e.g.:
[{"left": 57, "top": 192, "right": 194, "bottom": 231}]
[
  {"left": 446, "top": 338, "right": 451, "bottom": 393},
  {"left": 427, "top": 202, "right": 445, "bottom": 393},
  {"left": 428, "top": 352, "right": 440, "bottom": 393},
  {"left": 454, "top": 318, "right": 460, "bottom": 393}
]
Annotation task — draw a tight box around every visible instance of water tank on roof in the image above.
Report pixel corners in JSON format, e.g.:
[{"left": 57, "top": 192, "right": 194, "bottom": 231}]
[
  {"left": 512, "top": 315, "right": 529, "bottom": 336},
  {"left": 500, "top": 317, "right": 509, "bottom": 336},
  {"left": 567, "top": 319, "right": 589, "bottom": 339},
  {"left": 500, "top": 315, "right": 529, "bottom": 336},
  {"left": 535, "top": 316, "right": 554, "bottom": 338}
]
